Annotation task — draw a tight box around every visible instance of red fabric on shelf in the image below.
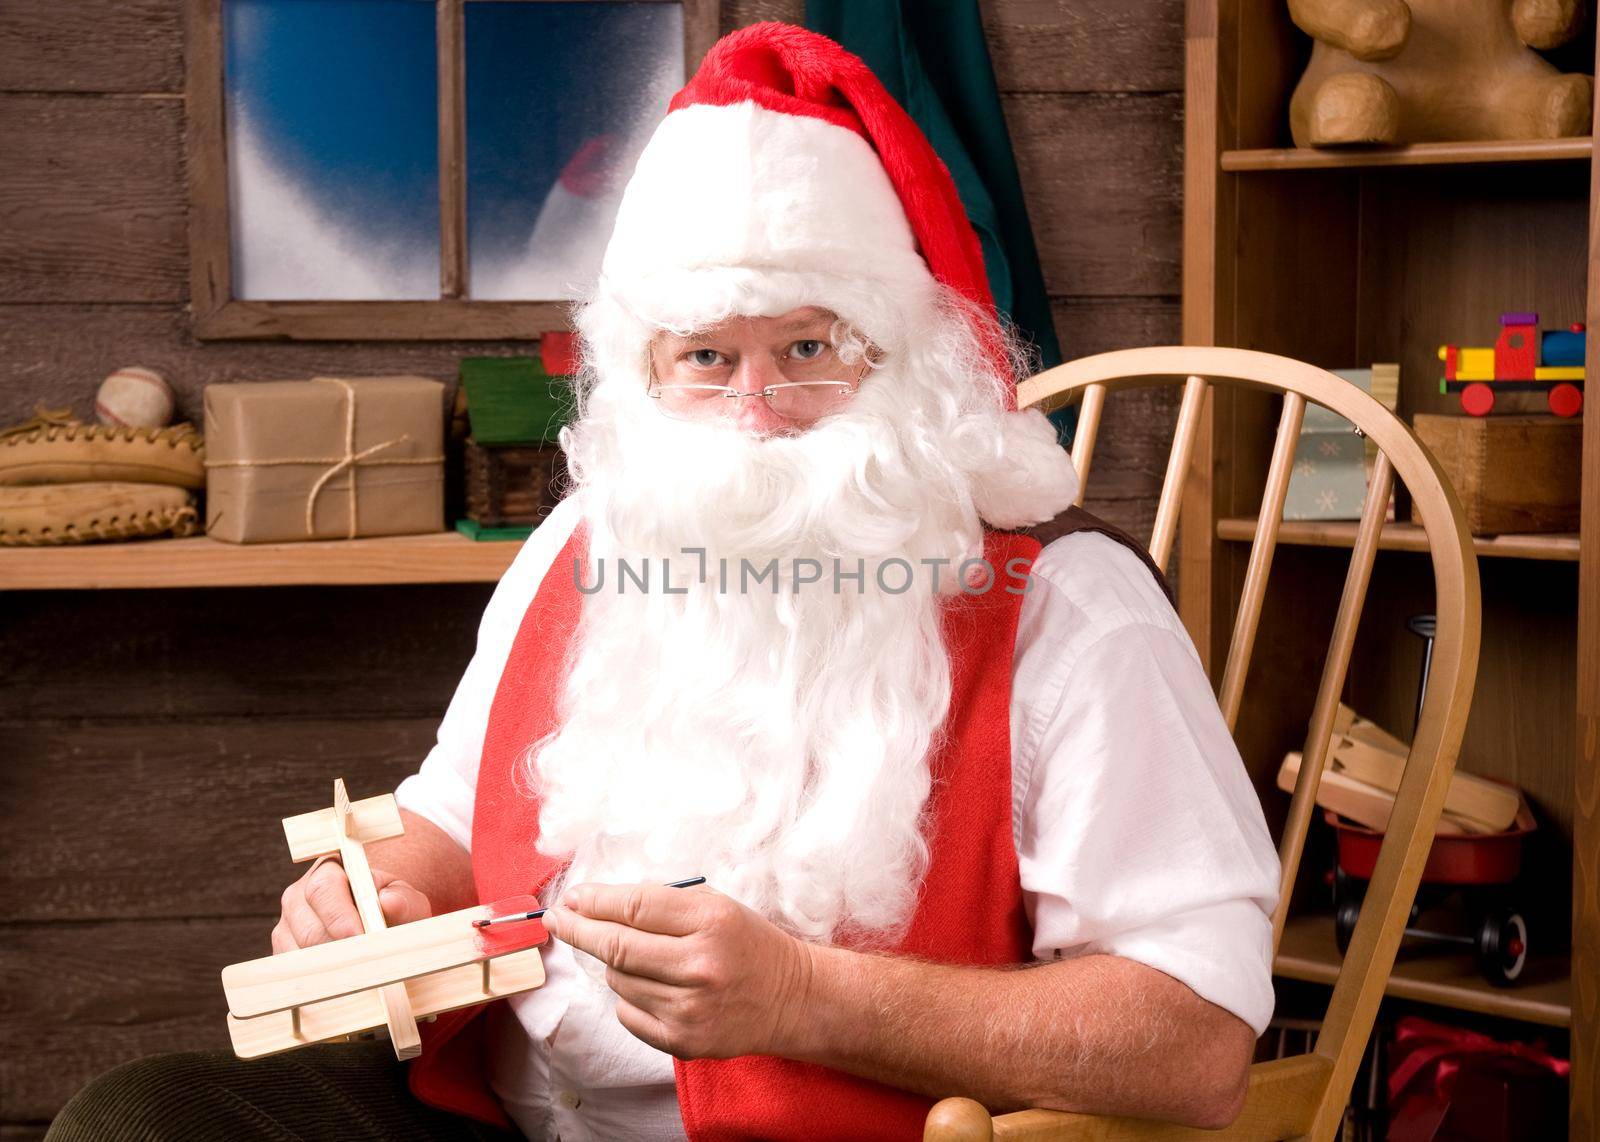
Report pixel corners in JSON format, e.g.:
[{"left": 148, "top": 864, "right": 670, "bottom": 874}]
[{"left": 1386, "top": 1015, "right": 1570, "bottom": 1142}]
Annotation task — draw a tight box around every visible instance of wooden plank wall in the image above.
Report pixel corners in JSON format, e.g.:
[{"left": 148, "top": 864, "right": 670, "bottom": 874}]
[{"left": 0, "top": 2, "right": 1184, "bottom": 1135}]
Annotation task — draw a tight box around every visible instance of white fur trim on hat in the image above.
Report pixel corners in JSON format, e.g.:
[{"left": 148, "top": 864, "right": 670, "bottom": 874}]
[
  {"left": 599, "top": 101, "right": 937, "bottom": 328},
  {"left": 974, "top": 408, "right": 1082, "bottom": 530}
]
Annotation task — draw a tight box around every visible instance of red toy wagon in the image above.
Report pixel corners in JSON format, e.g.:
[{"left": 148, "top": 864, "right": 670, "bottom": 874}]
[
  {"left": 1329, "top": 792, "right": 1537, "bottom": 986},
  {"left": 1327, "top": 614, "right": 1537, "bottom": 987}
]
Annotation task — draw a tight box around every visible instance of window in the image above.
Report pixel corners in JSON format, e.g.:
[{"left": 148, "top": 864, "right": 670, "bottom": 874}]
[{"left": 185, "top": 0, "right": 717, "bottom": 340}]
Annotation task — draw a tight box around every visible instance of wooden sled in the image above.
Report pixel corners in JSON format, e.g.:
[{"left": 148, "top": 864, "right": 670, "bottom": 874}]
[{"left": 221, "top": 779, "right": 547, "bottom": 1060}]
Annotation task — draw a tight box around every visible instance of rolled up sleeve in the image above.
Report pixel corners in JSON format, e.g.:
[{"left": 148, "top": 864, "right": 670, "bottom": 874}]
[{"left": 1014, "top": 535, "right": 1281, "bottom": 1036}]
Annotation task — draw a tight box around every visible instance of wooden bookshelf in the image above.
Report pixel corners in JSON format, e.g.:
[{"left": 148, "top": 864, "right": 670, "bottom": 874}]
[
  {"left": 1276, "top": 913, "right": 1571, "bottom": 1029},
  {"left": 1216, "top": 518, "right": 1581, "bottom": 562},
  {"left": 0, "top": 532, "right": 521, "bottom": 590},
  {"left": 1186, "top": 5, "right": 1596, "bottom": 1134},
  {"left": 1222, "top": 137, "right": 1593, "bottom": 172}
]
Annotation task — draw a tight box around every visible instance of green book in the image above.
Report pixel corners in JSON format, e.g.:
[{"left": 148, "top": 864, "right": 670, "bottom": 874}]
[
  {"left": 460, "top": 356, "right": 573, "bottom": 445},
  {"left": 455, "top": 518, "right": 535, "bottom": 542}
]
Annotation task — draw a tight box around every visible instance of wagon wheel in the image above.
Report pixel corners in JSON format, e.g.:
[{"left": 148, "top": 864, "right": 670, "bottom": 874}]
[
  {"left": 1548, "top": 383, "right": 1583, "bottom": 418},
  {"left": 1476, "top": 907, "right": 1529, "bottom": 986},
  {"left": 1334, "top": 898, "right": 1361, "bottom": 957},
  {"left": 1460, "top": 382, "right": 1495, "bottom": 416},
  {"left": 1332, "top": 865, "right": 1357, "bottom": 909}
]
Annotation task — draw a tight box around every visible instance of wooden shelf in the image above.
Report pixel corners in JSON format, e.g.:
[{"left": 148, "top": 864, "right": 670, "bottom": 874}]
[
  {"left": 0, "top": 532, "right": 522, "bottom": 590},
  {"left": 1216, "top": 517, "right": 1580, "bottom": 562},
  {"left": 1221, "top": 137, "right": 1593, "bottom": 172},
  {"left": 1191, "top": 7, "right": 1595, "bottom": 1130},
  {"left": 1276, "top": 912, "right": 1571, "bottom": 1028}
]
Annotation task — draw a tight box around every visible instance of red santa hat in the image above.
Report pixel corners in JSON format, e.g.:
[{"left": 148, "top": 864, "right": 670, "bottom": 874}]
[{"left": 598, "top": 22, "right": 1017, "bottom": 408}]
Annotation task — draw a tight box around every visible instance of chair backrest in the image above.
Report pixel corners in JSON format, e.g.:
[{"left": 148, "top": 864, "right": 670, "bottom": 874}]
[{"left": 929, "top": 347, "right": 1481, "bottom": 1142}]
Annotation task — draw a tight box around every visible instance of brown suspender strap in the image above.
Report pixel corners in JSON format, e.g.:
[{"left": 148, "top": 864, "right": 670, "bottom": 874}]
[{"left": 1012, "top": 504, "right": 1174, "bottom": 605}]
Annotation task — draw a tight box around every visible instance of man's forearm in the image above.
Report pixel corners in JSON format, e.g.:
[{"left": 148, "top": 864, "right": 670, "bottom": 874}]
[
  {"left": 784, "top": 946, "right": 1254, "bottom": 1129},
  {"left": 365, "top": 809, "right": 478, "bottom": 915}
]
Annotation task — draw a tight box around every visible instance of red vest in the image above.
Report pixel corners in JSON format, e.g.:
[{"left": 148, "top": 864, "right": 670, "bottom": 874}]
[{"left": 408, "top": 524, "right": 1041, "bottom": 1140}]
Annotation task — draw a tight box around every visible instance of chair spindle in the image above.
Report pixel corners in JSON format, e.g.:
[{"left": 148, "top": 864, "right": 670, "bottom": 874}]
[
  {"left": 1149, "top": 375, "right": 1208, "bottom": 573},
  {"left": 1069, "top": 383, "right": 1107, "bottom": 507},
  {"left": 1273, "top": 451, "right": 1396, "bottom": 951},
  {"left": 1217, "top": 392, "right": 1306, "bottom": 733}
]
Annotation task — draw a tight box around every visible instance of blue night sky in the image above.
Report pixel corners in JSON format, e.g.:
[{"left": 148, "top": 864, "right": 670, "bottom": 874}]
[{"left": 223, "top": 0, "right": 682, "bottom": 300}]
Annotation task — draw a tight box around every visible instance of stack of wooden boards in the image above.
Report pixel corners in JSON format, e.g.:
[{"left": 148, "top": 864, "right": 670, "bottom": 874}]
[{"left": 1277, "top": 705, "right": 1521, "bottom": 836}]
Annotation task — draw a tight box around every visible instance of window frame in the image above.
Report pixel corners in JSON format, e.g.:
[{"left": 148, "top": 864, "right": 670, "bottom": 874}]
[{"left": 184, "top": 0, "right": 719, "bottom": 341}]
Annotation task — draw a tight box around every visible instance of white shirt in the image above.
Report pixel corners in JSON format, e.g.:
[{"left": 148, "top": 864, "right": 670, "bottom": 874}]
[{"left": 395, "top": 493, "right": 1281, "bottom": 1141}]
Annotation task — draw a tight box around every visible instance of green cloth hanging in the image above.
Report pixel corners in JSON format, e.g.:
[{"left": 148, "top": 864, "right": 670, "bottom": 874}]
[{"left": 802, "top": 1, "right": 1072, "bottom": 442}]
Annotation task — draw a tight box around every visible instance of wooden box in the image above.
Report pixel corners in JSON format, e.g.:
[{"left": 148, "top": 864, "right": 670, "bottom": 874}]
[
  {"left": 463, "top": 439, "right": 566, "bottom": 528},
  {"left": 1410, "top": 414, "right": 1581, "bottom": 535}
]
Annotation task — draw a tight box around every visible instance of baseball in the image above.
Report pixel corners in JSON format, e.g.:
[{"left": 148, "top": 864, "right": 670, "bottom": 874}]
[{"left": 96, "top": 366, "right": 176, "bottom": 428}]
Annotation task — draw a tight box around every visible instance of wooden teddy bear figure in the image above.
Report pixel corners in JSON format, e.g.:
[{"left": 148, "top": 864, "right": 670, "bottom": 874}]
[{"left": 1289, "top": 0, "right": 1593, "bottom": 146}]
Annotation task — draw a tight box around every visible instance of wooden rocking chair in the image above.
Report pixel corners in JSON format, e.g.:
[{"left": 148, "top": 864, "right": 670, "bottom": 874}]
[{"left": 925, "top": 347, "right": 1482, "bottom": 1142}]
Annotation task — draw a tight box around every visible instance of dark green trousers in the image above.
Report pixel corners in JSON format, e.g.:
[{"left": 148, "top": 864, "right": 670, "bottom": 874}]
[{"left": 44, "top": 1041, "right": 525, "bottom": 1142}]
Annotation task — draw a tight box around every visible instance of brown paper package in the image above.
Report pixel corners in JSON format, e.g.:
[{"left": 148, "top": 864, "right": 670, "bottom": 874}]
[{"left": 204, "top": 377, "right": 446, "bottom": 544}]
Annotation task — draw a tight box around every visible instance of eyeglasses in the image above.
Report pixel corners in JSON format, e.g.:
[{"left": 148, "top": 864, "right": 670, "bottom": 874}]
[{"left": 647, "top": 380, "right": 860, "bottom": 422}]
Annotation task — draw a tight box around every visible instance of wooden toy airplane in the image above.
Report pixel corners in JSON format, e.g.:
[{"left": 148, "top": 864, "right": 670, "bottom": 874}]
[{"left": 220, "top": 779, "right": 547, "bottom": 1060}]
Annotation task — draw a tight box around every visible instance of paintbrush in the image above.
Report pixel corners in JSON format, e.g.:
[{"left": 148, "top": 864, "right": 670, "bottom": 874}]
[{"left": 472, "top": 876, "right": 707, "bottom": 927}]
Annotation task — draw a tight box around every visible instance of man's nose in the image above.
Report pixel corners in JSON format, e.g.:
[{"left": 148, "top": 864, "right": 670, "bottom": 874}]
[
  {"left": 728, "top": 353, "right": 794, "bottom": 435},
  {"left": 729, "top": 352, "right": 783, "bottom": 395}
]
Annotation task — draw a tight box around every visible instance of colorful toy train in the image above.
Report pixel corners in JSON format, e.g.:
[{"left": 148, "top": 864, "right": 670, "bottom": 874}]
[{"left": 1438, "top": 312, "right": 1585, "bottom": 417}]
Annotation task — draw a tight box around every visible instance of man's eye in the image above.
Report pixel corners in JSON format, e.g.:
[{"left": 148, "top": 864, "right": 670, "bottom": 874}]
[
  {"left": 687, "top": 349, "right": 724, "bottom": 368},
  {"left": 790, "top": 340, "right": 828, "bottom": 361}
]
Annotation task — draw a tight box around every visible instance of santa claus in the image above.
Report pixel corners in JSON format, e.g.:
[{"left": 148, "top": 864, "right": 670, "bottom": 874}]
[{"left": 45, "top": 21, "right": 1279, "bottom": 1142}]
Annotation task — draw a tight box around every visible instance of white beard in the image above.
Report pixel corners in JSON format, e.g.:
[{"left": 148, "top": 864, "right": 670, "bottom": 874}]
[{"left": 520, "top": 287, "right": 1079, "bottom": 950}]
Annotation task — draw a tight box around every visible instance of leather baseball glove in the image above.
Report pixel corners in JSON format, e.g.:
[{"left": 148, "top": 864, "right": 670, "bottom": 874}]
[
  {"left": 0, "top": 407, "right": 204, "bottom": 488},
  {"left": 0, "top": 482, "right": 200, "bottom": 546}
]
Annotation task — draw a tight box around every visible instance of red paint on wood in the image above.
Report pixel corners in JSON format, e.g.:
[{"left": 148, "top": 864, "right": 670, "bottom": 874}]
[
  {"left": 1549, "top": 382, "right": 1584, "bottom": 417},
  {"left": 471, "top": 895, "right": 548, "bottom": 956},
  {"left": 540, "top": 332, "right": 578, "bottom": 377},
  {"left": 1462, "top": 382, "right": 1496, "bottom": 416},
  {"left": 1496, "top": 322, "right": 1538, "bottom": 378}
]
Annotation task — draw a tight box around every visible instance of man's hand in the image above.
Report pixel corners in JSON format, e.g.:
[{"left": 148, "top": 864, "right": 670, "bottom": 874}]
[
  {"left": 271, "top": 857, "right": 433, "bottom": 953},
  {"left": 544, "top": 881, "right": 1254, "bottom": 1127},
  {"left": 542, "top": 882, "right": 814, "bottom": 1060}
]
